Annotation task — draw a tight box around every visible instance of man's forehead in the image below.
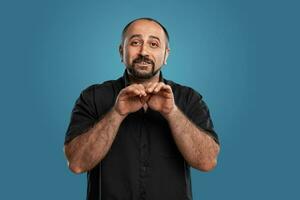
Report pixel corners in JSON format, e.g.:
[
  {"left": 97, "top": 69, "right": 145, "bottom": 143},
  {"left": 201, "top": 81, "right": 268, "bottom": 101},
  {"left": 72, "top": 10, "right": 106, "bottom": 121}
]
[{"left": 124, "top": 20, "right": 165, "bottom": 39}]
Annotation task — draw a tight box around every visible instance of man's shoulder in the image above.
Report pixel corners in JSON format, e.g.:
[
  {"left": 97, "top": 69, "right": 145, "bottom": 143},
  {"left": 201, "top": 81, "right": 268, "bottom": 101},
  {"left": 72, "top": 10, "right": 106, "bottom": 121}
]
[
  {"left": 75, "top": 77, "right": 123, "bottom": 113},
  {"left": 165, "top": 78, "right": 203, "bottom": 100},
  {"left": 80, "top": 77, "right": 123, "bottom": 96}
]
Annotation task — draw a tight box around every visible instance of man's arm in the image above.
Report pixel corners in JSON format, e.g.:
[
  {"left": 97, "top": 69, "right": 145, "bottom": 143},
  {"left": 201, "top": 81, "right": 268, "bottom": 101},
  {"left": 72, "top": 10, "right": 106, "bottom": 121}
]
[
  {"left": 64, "top": 107, "right": 125, "bottom": 174},
  {"left": 163, "top": 107, "right": 220, "bottom": 171},
  {"left": 146, "top": 82, "right": 220, "bottom": 171},
  {"left": 64, "top": 84, "right": 147, "bottom": 174}
]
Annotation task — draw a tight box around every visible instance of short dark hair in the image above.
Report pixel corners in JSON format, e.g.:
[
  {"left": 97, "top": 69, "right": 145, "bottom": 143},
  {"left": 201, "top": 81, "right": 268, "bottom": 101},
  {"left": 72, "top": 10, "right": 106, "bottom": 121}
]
[{"left": 121, "top": 17, "right": 169, "bottom": 47}]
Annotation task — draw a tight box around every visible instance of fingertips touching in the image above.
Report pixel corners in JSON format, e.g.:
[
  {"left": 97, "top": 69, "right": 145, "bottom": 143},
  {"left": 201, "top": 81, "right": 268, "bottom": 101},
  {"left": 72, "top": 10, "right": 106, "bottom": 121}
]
[{"left": 147, "top": 82, "right": 157, "bottom": 93}]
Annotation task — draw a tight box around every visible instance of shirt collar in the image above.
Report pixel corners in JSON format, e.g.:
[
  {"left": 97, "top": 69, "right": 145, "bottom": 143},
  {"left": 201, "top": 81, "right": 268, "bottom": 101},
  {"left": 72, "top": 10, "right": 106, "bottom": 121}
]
[{"left": 123, "top": 69, "right": 164, "bottom": 87}]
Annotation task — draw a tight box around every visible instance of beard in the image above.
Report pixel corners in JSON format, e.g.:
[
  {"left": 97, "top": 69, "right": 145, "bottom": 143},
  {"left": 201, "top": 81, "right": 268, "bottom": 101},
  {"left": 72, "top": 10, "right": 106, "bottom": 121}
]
[{"left": 127, "top": 55, "right": 161, "bottom": 80}]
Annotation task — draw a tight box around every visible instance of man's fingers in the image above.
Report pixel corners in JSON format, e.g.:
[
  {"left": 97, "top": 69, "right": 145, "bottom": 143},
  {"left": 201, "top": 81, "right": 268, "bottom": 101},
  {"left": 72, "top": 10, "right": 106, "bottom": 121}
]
[
  {"left": 131, "top": 84, "right": 146, "bottom": 96},
  {"left": 123, "top": 87, "right": 139, "bottom": 96},
  {"left": 123, "top": 87, "right": 141, "bottom": 97},
  {"left": 121, "top": 83, "right": 172, "bottom": 98},
  {"left": 146, "top": 82, "right": 157, "bottom": 93},
  {"left": 136, "top": 84, "right": 147, "bottom": 96},
  {"left": 124, "top": 84, "right": 146, "bottom": 97},
  {"left": 146, "top": 82, "right": 172, "bottom": 94},
  {"left": 161, "top": 84, "right": 172, "bottom": 93},
  {"left": 147, "top": 82, "right": 164, "bottom": 93},
  {"left": 152, "top": 82, "right": 165, "bottom": 93}
]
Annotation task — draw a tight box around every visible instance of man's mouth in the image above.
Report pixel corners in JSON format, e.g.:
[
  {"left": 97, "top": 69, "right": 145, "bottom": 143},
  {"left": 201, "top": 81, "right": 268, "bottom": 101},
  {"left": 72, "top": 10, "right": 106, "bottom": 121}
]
[
  {"left": 133, "top": 56, "right": 154, "bottom": 67},
  {"left": 135, "top": 61, "right": 151, "bottom": 66}
]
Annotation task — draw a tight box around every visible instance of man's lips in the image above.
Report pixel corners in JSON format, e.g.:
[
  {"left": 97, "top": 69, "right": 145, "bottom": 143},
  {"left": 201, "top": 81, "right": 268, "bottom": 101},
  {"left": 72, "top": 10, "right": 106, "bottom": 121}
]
[
  {"left": 134, "top": 61, "right": 153, "bottom": 69},
  {"left": 135, "top": 61, "right": 151, "bottom": 66}
]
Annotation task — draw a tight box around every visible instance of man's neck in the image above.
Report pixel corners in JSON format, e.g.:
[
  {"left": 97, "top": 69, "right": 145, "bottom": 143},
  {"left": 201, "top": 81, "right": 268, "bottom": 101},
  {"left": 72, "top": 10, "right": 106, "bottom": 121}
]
[{"left": 128, "top": 72, "right": 160, "bottom": 87}]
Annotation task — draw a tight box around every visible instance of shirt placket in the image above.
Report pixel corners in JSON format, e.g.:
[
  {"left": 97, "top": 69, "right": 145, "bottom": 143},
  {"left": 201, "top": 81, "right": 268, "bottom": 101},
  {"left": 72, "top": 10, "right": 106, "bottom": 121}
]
[{"left": 138, "top": 111, "right": 149, "bottom": 200}]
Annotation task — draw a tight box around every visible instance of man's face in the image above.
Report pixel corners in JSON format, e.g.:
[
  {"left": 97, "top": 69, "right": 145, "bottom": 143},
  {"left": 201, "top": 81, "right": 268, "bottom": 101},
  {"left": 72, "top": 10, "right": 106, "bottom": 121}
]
[{"left": 120, "top": 20, "right": 170, "bottom": 80}]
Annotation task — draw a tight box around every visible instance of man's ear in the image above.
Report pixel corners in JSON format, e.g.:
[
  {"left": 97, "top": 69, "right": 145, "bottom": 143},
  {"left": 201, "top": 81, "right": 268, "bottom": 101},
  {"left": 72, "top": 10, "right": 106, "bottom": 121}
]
[
  {"left": 119, "top": 45, "right": 123, "bottom": 62},
  {"left": 163, "top": 48, "right": 170, "bottom": 65}
]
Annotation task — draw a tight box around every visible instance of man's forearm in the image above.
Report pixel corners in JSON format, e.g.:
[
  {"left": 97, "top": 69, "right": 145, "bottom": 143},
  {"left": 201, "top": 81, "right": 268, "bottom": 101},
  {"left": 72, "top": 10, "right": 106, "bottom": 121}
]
[
  {"left": 163, "top": 106, "right": 220, "bottom": 171},
  {"left": 64, "top": 107, "right": 126, "bottom": 174}
]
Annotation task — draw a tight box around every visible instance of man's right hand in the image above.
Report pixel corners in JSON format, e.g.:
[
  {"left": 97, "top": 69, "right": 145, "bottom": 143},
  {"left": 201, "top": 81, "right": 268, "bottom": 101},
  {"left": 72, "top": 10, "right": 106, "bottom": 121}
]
[{"left": 113, "top": 84, "right": 147, "bottom": 116}]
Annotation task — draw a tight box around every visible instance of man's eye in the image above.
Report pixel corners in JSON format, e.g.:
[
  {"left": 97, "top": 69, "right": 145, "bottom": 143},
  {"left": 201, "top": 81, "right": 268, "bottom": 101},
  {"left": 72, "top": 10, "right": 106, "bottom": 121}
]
[
  {"left": 150, "top": 42, "right": 159, "bottom": 47},
  {"left": 131, "top": 41, "right": 141, "bottom": 46}
]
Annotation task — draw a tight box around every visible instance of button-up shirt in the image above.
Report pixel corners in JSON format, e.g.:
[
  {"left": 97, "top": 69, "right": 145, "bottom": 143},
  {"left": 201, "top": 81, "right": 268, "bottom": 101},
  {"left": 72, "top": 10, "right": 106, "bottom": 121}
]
[{"left": 65, "top": 70, "right": 219, "bottom": 200}]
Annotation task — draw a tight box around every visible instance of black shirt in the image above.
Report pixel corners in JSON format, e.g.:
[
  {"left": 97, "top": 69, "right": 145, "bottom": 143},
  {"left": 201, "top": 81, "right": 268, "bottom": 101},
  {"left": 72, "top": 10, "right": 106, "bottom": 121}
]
[{"left": 65, "top": 71, "right": 219, "bottom": 200}]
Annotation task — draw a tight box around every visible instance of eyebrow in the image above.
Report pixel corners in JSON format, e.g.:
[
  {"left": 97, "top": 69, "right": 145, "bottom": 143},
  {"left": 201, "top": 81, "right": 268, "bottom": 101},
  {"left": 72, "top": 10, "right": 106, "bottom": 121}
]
[{"left": 129, "top": 34, "right": 161, "bottom": 42}]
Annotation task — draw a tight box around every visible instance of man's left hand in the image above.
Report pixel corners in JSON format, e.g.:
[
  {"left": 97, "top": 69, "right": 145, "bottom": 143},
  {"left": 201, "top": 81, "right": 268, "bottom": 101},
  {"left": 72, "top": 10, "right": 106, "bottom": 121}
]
[{"left": 145, "top": 82, "right": 177, "bottom": 115}]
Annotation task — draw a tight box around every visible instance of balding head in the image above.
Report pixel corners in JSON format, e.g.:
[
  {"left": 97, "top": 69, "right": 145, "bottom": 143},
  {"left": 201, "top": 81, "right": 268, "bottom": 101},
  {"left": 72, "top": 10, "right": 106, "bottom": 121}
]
[{"left": 121, "top": 18, "right": 169, "bottom": 48}]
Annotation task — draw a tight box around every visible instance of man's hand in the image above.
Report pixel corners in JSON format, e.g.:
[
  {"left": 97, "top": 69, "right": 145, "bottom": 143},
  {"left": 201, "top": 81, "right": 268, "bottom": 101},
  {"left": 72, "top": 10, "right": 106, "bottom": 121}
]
[
  {"left": 114, "top": 82, "right": 176, "bottom": 116},
  {"left": 146, "top": 82, "right": 176, "bottom": 115},
  {"left": 114, "top": 84, "right": 147, "bottom": 116}
]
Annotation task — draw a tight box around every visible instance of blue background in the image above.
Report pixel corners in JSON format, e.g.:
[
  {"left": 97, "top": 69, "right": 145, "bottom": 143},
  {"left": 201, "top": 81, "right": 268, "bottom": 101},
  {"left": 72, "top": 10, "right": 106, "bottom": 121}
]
[{"left": 1, "top": 0, "right": 299, "bottom": 199}]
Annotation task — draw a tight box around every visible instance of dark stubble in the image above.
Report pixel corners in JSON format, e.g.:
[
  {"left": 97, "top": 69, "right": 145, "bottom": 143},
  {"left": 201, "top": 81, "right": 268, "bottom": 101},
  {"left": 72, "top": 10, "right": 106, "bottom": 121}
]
[{"left": 127, "top": 55, "right": 160, "bottom": 80}]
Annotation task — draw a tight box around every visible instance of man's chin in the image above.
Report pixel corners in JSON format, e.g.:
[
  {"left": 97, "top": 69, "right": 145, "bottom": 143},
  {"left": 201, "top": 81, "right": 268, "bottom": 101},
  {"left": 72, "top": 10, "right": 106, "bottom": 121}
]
[
  {"left": 128, "top": 69, "right": 155, "bottom": 80},
  {"left": 133, "top": 72, "right": 153, "bottom": 80}
]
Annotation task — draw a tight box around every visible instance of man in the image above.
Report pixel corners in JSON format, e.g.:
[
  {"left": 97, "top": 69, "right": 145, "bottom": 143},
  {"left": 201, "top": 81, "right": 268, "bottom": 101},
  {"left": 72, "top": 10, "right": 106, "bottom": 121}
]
[{"left": 64, "top": 17, "right": 220, "bottom": 200}]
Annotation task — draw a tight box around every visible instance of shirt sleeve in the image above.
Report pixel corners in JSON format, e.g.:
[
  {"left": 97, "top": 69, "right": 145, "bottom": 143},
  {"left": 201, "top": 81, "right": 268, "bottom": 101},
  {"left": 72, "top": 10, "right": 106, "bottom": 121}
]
[
  {"left": 64, "top": 86, "right": 98, "bottom": 145},
  {"left": 185, "top": 89, "right": 220, "bottom": 145}
]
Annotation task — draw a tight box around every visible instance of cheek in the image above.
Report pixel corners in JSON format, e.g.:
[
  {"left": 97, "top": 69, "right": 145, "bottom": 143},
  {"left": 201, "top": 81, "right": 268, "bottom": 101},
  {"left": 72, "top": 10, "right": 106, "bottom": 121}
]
[
  {"left": 155, "top": 52, "right": 165, "bottom": 64},
  {"left": 125, "top": 48, "right": 138, "bottom": 61},
  {"left": 123, "top": 52, "right": 132, "bottom": 63}
]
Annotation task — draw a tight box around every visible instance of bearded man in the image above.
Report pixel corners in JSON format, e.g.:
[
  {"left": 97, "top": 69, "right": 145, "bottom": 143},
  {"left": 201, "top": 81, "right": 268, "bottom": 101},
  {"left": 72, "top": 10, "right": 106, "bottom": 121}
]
[{"left": 64, "top": 17, "right": 220, "bottom": 200}]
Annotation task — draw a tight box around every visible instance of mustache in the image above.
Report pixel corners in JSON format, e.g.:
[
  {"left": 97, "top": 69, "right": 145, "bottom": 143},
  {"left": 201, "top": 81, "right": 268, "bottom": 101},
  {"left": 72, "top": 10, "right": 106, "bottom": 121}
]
[{"left": 133, "top": 56, "right": 154, "bottom": 65}]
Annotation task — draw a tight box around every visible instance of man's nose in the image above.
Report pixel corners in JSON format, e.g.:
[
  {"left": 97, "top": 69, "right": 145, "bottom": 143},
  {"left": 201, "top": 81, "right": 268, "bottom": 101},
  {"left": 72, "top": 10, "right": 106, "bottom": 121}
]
[{"left": 139, "top": 44, "right": 149, "bottom": 56}]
